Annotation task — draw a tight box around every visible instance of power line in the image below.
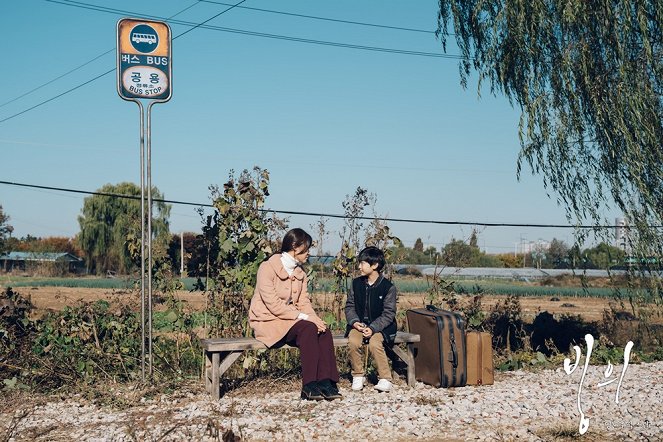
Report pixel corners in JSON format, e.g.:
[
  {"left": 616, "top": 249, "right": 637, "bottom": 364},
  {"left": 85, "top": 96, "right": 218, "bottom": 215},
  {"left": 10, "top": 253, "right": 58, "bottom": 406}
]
[
  {"left": 0, "top": 69, "right": 115, "bottom": 124},
  {"left": 199, "top": 0, "right": 437, "bottom": 34},
  {"left": 0, "top": 179, "right": 631, "bottom": 229},
  {"left": 164, "top": 0, "right": 247, "bottom": 39},
  {"left": 46, "top": 0, "right": 459, "bottom": 59},
  {"left": 0, "top": 1, "right": 203, "bottom": 109},
  {"left": 0, "top": 50, "right": 113, "bottom": 109},
  {"left": 0, "top": 1, "right": 460, "bottom": 125},
  {"left": 8, "top": 0, "right": 441, "bottom": 109},
  {"left": 5, "top": 0, "right": 439, "bottom": 108},
  {"left": 0, "top": 0, "right": 243, "bottom": 125}
]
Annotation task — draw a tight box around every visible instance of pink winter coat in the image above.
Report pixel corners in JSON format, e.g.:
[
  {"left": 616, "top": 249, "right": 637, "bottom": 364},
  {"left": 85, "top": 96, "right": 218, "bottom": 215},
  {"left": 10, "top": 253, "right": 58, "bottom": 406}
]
[{"left": 248, "top": 254, "right": 319, "bottom": 347}]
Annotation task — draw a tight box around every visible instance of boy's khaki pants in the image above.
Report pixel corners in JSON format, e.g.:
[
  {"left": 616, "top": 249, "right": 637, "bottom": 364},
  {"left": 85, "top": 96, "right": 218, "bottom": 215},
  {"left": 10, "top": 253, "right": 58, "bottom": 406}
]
[{"left": 348, "top": 328, "right": 392, "bottom": 380}]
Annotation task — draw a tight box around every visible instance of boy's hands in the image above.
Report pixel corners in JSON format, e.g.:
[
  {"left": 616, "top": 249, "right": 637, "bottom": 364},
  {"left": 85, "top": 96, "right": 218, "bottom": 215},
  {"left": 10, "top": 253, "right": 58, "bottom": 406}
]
[{"left": 353, "top": 322, "right": 374, "bottom": 338}]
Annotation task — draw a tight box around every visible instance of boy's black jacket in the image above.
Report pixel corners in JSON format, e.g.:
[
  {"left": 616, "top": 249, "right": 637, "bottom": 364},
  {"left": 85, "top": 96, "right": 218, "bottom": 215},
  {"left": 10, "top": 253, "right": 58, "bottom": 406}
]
[{"left": 344, "top": 274, "right": 398, "bottom": 344}]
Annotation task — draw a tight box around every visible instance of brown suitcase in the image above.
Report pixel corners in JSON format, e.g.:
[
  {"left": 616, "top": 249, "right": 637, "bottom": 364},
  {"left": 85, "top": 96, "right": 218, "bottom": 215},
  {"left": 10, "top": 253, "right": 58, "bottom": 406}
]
[
  {"left": 406, "top": 305, "right": 467, "bottom": 388},
  {"left": 466, "top": 331, "right": 494, "bottom": 386}
]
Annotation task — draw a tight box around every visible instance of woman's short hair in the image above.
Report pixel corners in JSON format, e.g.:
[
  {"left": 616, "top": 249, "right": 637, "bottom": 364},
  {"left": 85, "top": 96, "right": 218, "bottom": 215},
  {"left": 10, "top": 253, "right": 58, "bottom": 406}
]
[
  {"left": 358, "top": 246, "right": 385, "bottom": 272},
  {"left": 281, "top": 228, "right": 313, "bottom": 253}
]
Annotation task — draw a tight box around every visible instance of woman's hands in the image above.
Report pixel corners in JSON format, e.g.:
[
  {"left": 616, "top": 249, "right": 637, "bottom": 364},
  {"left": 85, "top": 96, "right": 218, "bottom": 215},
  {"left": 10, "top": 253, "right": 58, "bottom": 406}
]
[{"left": 308, "top": 315, "right": 327, "bottom": 333}]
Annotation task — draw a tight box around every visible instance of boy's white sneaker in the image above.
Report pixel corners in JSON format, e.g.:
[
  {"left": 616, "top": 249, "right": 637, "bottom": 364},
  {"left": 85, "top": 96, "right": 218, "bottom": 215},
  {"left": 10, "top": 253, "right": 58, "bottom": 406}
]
[
  {"left": 374, "top": 379, "right": 392, "bottom": 392},
  {"left": 351, "top": 376, "right": 365, "bottom": 391}
]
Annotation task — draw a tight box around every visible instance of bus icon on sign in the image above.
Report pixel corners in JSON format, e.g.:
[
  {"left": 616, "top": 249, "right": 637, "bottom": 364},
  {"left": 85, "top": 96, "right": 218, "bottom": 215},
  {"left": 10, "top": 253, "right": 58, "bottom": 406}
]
[
  {"left": 132, "top": 33, "right": 157, "bottom": 44},
  {"left": 129, "top": 24, "right": 159, "bottom": 53}
]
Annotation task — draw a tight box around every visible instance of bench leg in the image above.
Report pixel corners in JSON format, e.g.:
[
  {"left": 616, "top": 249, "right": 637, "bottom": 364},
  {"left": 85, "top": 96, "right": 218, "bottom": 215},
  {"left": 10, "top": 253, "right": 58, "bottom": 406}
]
[
  {"left": 218, "top": 351, "right": 242, "bottom": 377},
  {"left": 405, "top": 342, "right": 416, "bottom": 387},
  {"left": 385, "top": 346, "right": 399, "bottom": 381},
  {"left": 390, "top": 344, "right": 416, "bottom": 388},
  {"left": 212, "top": 352, "right": 220, "bottom": 400},
  {"left": 204, "top": 350, "right": 212, "bottom": 394},
  {"left": 206, "top": 351, "right": 244, "bottom": 400}
]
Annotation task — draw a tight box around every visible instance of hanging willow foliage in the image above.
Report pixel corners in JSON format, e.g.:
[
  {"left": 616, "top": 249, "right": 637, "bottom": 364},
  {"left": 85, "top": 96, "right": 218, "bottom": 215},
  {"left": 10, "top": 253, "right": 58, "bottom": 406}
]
[
  {"left": 78, "top": 182, "right": 171, "bottom": 274},
  {"left": 437, "top": 1, "right": 663, "bottom": 253}
]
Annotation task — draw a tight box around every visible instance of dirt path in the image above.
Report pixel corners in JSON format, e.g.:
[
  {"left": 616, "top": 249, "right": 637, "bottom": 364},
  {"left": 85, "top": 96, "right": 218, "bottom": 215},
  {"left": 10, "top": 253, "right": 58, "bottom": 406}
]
[{"left": 12, "top": 286, "right": 626, "bottom": 323}]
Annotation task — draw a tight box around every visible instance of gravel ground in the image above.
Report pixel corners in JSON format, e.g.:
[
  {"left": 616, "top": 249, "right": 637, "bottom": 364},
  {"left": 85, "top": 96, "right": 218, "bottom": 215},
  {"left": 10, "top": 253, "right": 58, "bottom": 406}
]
[{"left": 2, "top": 361, "right": 662, "bottom": 441}]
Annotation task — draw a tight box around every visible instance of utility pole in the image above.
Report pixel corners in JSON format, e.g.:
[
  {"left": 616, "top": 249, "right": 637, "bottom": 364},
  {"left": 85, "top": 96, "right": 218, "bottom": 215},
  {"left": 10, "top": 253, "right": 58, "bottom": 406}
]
[
  {"left": 520, "top": 235, "right": 527, "bottom": 268},
  {"left": 180, "top": 231, "right": 184, "bottom": 275}
]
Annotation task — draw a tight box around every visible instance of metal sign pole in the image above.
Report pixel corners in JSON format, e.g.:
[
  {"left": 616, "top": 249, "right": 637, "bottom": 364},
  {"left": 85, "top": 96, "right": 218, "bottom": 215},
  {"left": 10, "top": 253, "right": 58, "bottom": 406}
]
[
  {"left": 147, "top": 101, "right": 154, "bottom": 377},
  {"left": 117, "top": 17, "right": 172, "bottom": 383},
  {"left": 138, "top": 100, "right": 146, "bottom": 381}
]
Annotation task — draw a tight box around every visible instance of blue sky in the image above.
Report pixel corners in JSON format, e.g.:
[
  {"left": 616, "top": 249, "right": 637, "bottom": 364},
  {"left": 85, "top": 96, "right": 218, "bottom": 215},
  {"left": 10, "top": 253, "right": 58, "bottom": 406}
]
[{"left": 0, "top": 0, "right": 619, "bottom": 254}]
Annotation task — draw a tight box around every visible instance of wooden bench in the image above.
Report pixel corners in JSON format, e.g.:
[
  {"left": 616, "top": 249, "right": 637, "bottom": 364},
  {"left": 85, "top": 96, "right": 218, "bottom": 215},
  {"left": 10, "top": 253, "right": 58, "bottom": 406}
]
[{"left": 201, "top": 331, "right": 421, "bottom": 399}]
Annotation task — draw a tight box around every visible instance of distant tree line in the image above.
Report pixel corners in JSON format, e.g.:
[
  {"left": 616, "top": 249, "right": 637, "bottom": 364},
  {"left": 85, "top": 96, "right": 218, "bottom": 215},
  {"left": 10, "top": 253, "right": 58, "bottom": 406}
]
[{"left": 388, "top": 233, "right": 626, "bottom": 270}]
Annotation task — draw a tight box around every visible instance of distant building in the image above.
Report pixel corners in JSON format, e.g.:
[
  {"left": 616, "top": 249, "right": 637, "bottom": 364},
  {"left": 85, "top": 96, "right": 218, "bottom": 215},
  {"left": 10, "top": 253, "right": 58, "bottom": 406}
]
[
  {"left": 615, "top": 217, "right": 631, "bottom": 253},
  {"left": 0, "top": 251, "right": 85, "bottom": 274},
  {"left": 518, "top": 239, "right": 550, "bottom": 255}
]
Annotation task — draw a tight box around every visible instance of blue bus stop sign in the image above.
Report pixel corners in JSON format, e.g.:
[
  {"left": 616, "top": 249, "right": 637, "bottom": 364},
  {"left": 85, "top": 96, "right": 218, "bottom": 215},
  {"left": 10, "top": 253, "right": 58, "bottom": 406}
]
[{"left": 117, "top": 18, "right": 172, "bottom": 101}]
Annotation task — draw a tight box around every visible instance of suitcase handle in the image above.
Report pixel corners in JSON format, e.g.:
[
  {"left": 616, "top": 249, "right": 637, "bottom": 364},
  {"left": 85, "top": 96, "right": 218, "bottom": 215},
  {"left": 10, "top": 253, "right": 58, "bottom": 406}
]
[
  {"left": 425, "top": 304, "right": 439, "bottom": 312},
  {"left": 449, "top": 334, "right": 458, "bottom": 367}
]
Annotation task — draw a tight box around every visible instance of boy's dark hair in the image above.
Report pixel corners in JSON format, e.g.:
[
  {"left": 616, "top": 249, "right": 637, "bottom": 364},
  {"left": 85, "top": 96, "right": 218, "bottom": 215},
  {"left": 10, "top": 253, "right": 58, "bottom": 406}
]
[
  {"left": 281, "top": 228, "right": 313, "bottom": 253},
  {"left": 358, "top": 246, "right": 386, "bottom": 272}
]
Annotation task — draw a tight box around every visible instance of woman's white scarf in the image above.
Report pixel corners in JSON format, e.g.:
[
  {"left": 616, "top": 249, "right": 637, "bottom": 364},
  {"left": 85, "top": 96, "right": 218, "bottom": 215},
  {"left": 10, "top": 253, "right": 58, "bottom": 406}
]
[{"left": 280, "top": 252, "right": 298, "bottom": 276}]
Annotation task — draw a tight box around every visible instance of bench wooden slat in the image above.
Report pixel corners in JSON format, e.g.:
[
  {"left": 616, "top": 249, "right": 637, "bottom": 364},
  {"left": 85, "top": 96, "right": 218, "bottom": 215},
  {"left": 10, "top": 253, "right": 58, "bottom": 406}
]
[{"left": 201, "top": 331, "right": 420, "bottom": 352}]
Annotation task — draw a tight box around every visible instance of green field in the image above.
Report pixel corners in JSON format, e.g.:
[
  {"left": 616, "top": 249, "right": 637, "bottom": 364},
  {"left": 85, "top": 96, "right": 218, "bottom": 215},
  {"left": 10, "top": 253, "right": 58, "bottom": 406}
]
[{"left": 310, "top": 277, "right": 649, "bottom": 299}]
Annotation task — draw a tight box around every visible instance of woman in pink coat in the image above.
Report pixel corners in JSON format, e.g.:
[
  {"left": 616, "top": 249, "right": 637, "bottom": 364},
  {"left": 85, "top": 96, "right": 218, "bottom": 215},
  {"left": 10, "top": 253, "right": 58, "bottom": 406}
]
[{"left": 249, "top": 228, "right": 341, "bottom": 401}]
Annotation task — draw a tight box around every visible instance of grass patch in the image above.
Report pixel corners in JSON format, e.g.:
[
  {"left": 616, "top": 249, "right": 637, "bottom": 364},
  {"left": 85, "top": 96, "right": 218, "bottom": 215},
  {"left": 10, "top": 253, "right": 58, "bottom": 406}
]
[
  {"left": 153, "top": 310, "right": 206, "bottom": 331},
  {"left": 0, "top": 276, "right": 136, "bottom": 289},
  {"left": 0, "top": 276, "right": 203, "bottom": 290},
  {"left": 536, "top": 424, "right": 606, "bottom": 441}
]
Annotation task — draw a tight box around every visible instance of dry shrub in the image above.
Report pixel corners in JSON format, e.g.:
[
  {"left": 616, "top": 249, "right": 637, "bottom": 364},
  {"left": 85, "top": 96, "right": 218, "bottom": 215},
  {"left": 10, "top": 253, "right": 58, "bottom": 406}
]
[{"left": 598, "top": 304, "right": 663, "bottom": 352}]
